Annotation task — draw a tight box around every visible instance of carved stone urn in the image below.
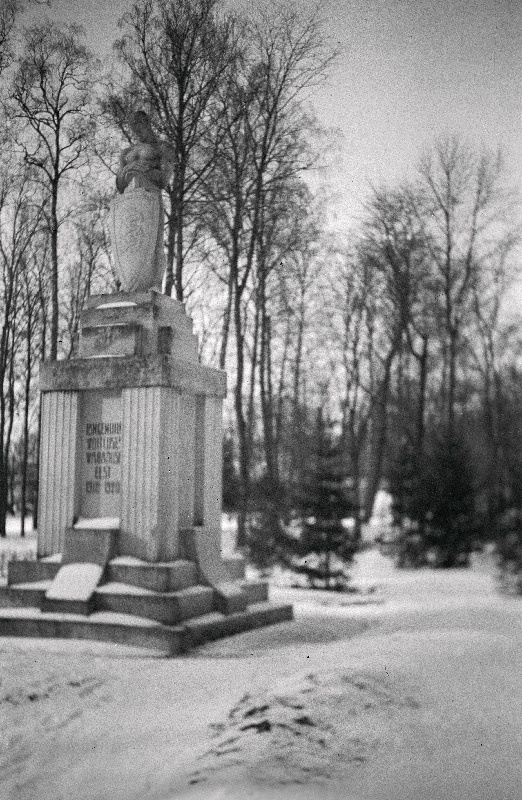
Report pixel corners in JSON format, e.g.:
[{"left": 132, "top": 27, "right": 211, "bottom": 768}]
[
  {"left": 110, "top": 110, "right": 173, "bottom": 293},
  {"left": 110, "top": 184, "right": 165, "bottom": 292}
]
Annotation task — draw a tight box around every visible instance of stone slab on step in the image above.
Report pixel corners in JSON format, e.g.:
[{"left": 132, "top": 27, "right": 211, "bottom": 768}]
[{"left": 42, "top": 563, "right": 104, "bottom": 615}]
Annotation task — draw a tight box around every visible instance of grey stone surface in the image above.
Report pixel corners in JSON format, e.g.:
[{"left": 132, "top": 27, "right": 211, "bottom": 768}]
[
  {"left": 182, "top": 601, "right": 294, "bottom": 649},
  {"left": 39, "top": 355, "right": 226, "bottom": 397},
  {"left": 37, "top": 391, "right": 80, "bottom": 558},
  {"left": 94, "top": 583, "right": 197, "bottom": 625},
  {"left": 119, "top": 386, "right": 180, "bottom": 561},
  {"left": 80, "top": 291, "right": 198, "bottom": 361},
  {"left": 213, "top": 582, "right": 248, "bottom": 615},
  {"left": 107, "top": 559, "right": 197, "bottom": 593},
  {"left": 80, "top": 323, "right": 141, "bottom": 358},
  {"left": 223, "top": 554, "right": 246, "bottom": 581},
  {"left": 111, "top": 186, "right": 165, "bottom": 292},
  {"left": 7, "top": 560, "right": 60, "bottom": 586},
  {"left": 0, "top": 607, "right": 184, "bottom": 655},
  {"left": 62, "top": 527, "right": 119, "bottom": 566}
]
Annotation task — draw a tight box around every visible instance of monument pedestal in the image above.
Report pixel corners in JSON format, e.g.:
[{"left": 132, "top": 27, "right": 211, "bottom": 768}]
[{"left": 0, "top": 292, "right": 292, "bottom": 653}]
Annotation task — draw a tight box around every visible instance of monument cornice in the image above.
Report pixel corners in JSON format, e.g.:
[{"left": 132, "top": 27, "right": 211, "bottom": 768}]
[{"left": 39, "top": 355, "right": 227, "bottom": 398}]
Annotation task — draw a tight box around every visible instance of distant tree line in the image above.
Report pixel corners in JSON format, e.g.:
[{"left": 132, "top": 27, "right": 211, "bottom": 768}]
[{"left": 0, "top": 0, "right": 521, "bottom": 582}]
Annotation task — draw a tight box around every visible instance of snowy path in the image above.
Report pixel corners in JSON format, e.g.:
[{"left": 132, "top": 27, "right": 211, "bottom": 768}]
[{"left": 1, "top": 552, "right": 521, "bottom": 800}]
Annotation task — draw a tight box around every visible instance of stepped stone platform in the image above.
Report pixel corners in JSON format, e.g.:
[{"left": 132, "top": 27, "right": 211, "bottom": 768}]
[
  {"left": 0, "top": 547, "right": 292, "bottom": 656},
  {"left": 2, "top": 287, "right": 293, "bottom": 653}
]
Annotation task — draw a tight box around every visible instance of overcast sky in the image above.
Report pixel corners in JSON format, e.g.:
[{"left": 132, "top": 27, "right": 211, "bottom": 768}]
[{"left": 26, "top": 0, "right": 522, "bottom": 230}]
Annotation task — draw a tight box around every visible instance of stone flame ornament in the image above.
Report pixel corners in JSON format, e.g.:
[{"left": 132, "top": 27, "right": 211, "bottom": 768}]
[{"left": 111, "top": 111, "right": 174, "bottom": 292}]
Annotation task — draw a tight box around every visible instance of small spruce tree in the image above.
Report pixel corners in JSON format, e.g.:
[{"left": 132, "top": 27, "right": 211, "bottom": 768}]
[
  {"left": 390, "top": 432, "right": 479, "bottom": 567},
  {"left": 292, "top": 409, "right": 359, "bottom": 589}
]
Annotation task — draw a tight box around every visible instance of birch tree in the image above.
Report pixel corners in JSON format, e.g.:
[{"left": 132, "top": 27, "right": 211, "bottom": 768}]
[{"left": 11, "top": 20, "right": 96, "bottom": 360}]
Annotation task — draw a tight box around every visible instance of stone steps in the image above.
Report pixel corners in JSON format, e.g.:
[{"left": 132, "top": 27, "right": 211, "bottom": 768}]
[
  {"left": 6, "top": 580, "right": 49, "bottom": 608},
  {"left": 240, "top": 580, "right": 269, "bottom": 605},
  {"left": 7, "top": 560, "right": 61, "bottom": 585},
  {"left": 1, "top": 555, "right": 289, "bottom": 655},
  {"left": 0, "top": 606, "right": 184, "bottom": 655},
  {"left": 94, "top": 582, "right": 214, "bottom": 624},
  {"left": 0, "top": 600, "right": 293, "bottom": 655},
  {"left": 183, "top": 601, "right": 294, "bottom": 649},
  {"left": 3, "top": 575, "right": 269, "bottom": 625},
  {"left": 106, "top": 557, "right": 198, "bottom": 592}
]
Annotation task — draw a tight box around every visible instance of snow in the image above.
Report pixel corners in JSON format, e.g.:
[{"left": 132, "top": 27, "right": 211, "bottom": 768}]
[
  {"left": 74, "top": 517, "right": 120, "bottom": 530},
  {"left": 111, "top": 555, "right": 149, "bottom": 565},
  {"left": 45, "top": 563, "right": 104, "bottom": 601},
  {"left": 11, "top": 580, "right": 50, "bottom": 591},
  {"left": 41, "top": 553, "right": 62, "bottom": 563},
  {"left": 96, "top": 581, "right": 156, "bottom": 596},
  {"left": 96, "top": 301, "right": 137, "bottom": 309},
  {"left": 89, "top": 611, "right": 163, "bottom": 627},
  {"left": 4, "top": 515, "right": 35, "bottom": 536},
  {"left": 0, "top": 549, "right": 520, "bottom": 800}
]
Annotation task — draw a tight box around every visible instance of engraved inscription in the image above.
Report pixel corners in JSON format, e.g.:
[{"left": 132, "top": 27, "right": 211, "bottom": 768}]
[
  {"left": 84, "top": 421, "right": 122, "bottom": 497},
  {"left": 80, "top": 391, "right": 122, "bottom": 519}
]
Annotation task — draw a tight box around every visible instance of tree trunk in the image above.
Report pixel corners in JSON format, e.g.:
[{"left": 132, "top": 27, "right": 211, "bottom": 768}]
[
  {"left": 447, "top": 327, "right": 458, "bottom": 439},
  {"left": 416, "top": 334, "right": 429, "bottom": 457},
  {"left": 175, "top": 178, "right": 184, "bottom": 301},
  {"left": 0, "top": 456, "right": 7, "bottom": 537},
  {"left": 32, "top": 310, "right": 47, "bottom": 531},
  {"left": 20, "top": 313, "right": 33, "bottom": 537},
  {"left": 50, "top": 182, "right": 59, "bottom": 361},
  {"left": 364, "top": 349, "right": 396, "bottom": 521},
  {"left": 164, "top": 189, "right": 176, "bottom": 297},
  {"left": 219, "top": 269, "right": 234, "bottom": 370},
  {"left": 233, "top": 273, "right": 249, "bottom": 548}
]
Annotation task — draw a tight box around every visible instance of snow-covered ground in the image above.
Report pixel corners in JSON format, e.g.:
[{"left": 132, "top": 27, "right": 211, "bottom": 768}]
[
  {"left": 0, "top": 517, "right": 36, "bottom": 581},
  {"left": 1, "top": 544, "right": 520, "bottom": 800}
]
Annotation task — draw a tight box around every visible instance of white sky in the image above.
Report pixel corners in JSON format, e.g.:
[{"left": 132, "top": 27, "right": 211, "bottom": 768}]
[{"left": 25, "top": 0, "right": 522, "bottom": 234}]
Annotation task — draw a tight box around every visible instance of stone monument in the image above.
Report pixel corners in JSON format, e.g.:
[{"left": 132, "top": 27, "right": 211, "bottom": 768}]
[{"left": 0, "top": 111, "right": 292, "bottom": 654}]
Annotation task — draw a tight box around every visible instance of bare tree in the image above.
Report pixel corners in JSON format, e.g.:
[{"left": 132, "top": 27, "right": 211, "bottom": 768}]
[
  {"left": 19, "top": 233, "right": 43, "bottom": 535},
  {"left": 470, "top": 229, "right": 520, "bottom": 525},
  {"left": 202, "top": 1, "right": 335, "bottom": 544},
  {"left": 0, "top": 0, "right": 17, "bottom": 75},
  {"left": 0, "top": 152, "right": 43, "bottom": 535},
  {"left": 11, "top": 20, "right": 96, "bottom": 360},
  {"left": 415, "top": 137, "right": 510, "bottom": 437}
]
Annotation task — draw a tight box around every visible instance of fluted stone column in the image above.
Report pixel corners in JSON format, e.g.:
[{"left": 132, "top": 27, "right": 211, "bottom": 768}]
[
  {"left": 194, "top": 395, "right": 223, "bottom": 534},
  {"left": 178, "top": 393, "right": 196, "bottom": 529},
  {"left": 37, "top": 391, "right": 80, "bottom": 557},
  {"left": 120, "top": 386, "right": 180, "bottom": 561}
]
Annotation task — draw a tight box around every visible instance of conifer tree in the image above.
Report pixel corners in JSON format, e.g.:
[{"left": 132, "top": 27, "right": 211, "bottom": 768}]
[{"left": 292, "top": 409, "right": 359, "bottom": 589}]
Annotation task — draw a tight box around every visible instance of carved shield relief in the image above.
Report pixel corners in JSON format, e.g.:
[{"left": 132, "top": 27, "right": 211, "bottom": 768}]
[{"left": 111, "top": 187, "right": 164, "bottom": 292}]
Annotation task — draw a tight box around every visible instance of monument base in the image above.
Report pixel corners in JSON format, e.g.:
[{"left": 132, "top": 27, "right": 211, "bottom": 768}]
[
  {"left": 0, "top": 290, "right": 292, "bottom": 652},
  {"left": 0, "top": 543, "right": 292, "bottom": 655}
]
